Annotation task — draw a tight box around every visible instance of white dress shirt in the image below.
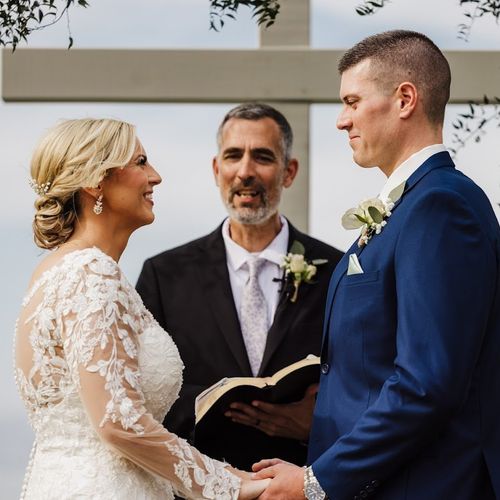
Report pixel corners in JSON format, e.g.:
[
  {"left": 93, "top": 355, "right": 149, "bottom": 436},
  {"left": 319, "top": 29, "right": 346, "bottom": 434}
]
[
  {"left": 222, "top": 216, "right": 289, "bottom": 327},
  {"left": 379, "top": 144, "right": 447, "bottom": 203}
]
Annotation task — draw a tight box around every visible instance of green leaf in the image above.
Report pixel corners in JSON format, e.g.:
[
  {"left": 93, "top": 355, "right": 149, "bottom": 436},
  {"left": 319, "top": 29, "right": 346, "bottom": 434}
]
[
  {"left": 368, "top": 206, "right": 383, "bottom": 223},
  {"left": 289, "top": 240, "right": 305, "bottom": 255},
  {"left": 311, "top": 259, "right": 328, "bottom": 265},
  {"left": 387, "top": 181, "right": 406, "bottom": 203}
]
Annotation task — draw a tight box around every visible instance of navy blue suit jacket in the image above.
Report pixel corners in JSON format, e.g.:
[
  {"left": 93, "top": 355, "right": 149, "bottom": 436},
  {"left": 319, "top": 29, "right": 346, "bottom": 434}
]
[{"left": 308, "top": 152, "right": 500, "bottom": 499}]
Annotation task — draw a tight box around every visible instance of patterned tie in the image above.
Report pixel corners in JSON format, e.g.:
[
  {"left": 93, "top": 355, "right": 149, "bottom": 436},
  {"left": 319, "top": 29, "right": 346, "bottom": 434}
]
[{"left": 240, "top": 257, "right": 269, "bottom": 376}]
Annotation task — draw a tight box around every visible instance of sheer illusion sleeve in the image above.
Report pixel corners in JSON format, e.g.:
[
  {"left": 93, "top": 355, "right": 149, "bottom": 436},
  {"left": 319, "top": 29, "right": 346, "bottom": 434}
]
[{"left": 60, "top": 256, "right": 241, "bottom": 500}]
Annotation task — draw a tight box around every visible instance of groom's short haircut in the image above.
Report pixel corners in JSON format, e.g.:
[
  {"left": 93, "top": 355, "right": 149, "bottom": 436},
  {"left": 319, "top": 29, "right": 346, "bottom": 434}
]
[
  {"left": 339, "top": 30, "right": 451, "bottom": 126},
  {"left": 216, "top": 102, "right": 293, "bottom": 165}
]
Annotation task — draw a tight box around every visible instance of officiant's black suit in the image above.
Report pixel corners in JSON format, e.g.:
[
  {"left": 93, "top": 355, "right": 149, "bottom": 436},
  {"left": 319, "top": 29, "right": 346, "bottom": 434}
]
[{"left": 136, "top": 222, "right": 342, "bottom": 470}]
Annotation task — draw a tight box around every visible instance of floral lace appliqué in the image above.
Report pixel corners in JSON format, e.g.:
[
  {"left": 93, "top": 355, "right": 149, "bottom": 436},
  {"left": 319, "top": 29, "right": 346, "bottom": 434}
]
[
  {"left": 14, "top": 247, "right": 241, "bottom": 500},
  {"left": 166, "top": 438, "right": 240, "bottom": 500}
]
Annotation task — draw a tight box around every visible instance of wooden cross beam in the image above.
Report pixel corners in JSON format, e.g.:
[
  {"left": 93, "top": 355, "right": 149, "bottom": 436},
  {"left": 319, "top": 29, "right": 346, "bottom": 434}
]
[{"left": 3, "top": 49, "right": 499, "bottom": 104}]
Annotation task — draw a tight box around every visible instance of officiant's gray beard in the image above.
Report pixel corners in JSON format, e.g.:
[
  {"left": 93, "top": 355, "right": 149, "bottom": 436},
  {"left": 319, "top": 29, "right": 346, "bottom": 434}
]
[{"left": 224, "top": 191, "right": 281, "bottom": 225}]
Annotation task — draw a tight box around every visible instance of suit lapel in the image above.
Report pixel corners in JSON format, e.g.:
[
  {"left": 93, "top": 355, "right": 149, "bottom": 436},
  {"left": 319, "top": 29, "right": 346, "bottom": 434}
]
[
  {"left": 259, "top": 224, "right": 305, "bottom": 375},
  {"left": 197, "top": 227, "right": 252, "bottom": 374},
  {"left": 402, "top": 150, "right": 454, "bottom": 196},
  {"left": 320, "top": 151, "right": 455, "bottom": 358}
]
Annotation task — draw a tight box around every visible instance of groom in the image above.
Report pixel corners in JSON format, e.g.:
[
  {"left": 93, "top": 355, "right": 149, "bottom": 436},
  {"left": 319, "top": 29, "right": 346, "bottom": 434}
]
[{"left": 254, "top": 30, "right": 500, "bottom": 499}]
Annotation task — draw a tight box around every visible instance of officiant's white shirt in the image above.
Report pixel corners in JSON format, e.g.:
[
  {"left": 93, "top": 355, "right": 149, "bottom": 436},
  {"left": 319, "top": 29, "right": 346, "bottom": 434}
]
[
  {"left": 222, "top": 215, "right": 288, "bottom": 327},
  {"left": 379, "top": 144, "right": 447, "bottom": 203}
]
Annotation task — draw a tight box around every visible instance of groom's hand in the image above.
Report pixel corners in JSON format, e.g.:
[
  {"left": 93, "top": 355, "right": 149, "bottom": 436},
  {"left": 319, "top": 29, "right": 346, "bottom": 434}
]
[
  {"left": 252, "top": 458, "right": 289, "bottom": 472},
  {"left": 253, "top": 462, "right": 305, "bottom": 500},
  {"left": 225, "top": 383, "right": 318, "bottom": 441}
]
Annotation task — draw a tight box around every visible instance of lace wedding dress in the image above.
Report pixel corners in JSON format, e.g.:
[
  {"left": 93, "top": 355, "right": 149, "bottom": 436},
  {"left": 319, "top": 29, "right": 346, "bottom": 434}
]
[{"left": 14, "top": 247, "right": 240, "bottom": 499}]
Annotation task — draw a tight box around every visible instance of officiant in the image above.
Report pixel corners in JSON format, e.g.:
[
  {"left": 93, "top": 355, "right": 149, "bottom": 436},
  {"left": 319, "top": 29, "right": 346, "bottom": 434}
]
[{"left": 137, "top": 103, "right": 343, "bottom": 470}]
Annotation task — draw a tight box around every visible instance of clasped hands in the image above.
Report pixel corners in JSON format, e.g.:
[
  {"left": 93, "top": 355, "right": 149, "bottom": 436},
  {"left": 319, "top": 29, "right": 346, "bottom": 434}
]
[{"left": 237, "top": 458, "right": 306, "bottom": 499}]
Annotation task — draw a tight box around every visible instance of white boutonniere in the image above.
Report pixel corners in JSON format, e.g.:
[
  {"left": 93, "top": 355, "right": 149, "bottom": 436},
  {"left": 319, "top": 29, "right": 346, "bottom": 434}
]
[
  {"left": 341, "top": 182, "right": 406, "bottom": 247},
  {"left": 280, "top": 241, "right": 328, "bottom": 303}
]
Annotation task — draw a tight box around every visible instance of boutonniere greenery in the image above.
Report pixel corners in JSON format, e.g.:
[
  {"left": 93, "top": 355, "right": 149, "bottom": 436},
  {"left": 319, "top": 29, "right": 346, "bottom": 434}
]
[
  {"left": 280, "top": 240, "right": 328, "bottom": 303},
  {"left": 341, "top": 181, "right": 406, "bottom": 248}
]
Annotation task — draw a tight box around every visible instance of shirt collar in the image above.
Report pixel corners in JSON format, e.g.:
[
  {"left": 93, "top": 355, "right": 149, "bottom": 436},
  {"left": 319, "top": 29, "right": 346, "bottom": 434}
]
[
  {"left": 222, "top": 216, "right": 289, "bottom": 271},
  {"left": 379, "top": 144, "right": 447, "bottom": 203}
]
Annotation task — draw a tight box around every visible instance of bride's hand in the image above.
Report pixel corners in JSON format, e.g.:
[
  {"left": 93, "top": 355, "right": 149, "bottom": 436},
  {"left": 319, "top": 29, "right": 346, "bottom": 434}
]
[
  {"left": 238, "top": 477, "right": 270, "bottom": 499},
  {"left": 226, "top": 465, "right": 270, "bottom": 499}
]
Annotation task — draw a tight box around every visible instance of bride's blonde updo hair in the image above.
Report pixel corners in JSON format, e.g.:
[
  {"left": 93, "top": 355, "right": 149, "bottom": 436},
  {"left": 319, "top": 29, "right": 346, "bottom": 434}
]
[{"left": 31, "top": 118, "right": 136, "bottom": 249}]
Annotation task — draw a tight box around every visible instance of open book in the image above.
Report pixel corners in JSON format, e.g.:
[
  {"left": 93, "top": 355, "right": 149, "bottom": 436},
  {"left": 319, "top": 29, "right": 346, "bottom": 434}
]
[{"left": 195, "top": 354, "right": 320, "bottom": 427}]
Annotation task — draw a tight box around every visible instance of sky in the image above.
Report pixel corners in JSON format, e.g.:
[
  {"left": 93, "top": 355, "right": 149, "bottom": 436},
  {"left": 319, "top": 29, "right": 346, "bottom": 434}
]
[{"left": 1, "top": 0, "right": 500, "bottom": 496}]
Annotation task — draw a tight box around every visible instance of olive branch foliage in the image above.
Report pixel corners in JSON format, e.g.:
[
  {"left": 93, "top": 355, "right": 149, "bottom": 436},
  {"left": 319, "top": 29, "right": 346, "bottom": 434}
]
[
  {"left": 0, "top": 0, "right": 280, "bottom": 49},
  {"left": 2, "top": 0, "right": 500, "bottom": 48},
  {"left": 449, "top": 96, "right": 500, "bottom": 158},
  {"left": 209, "top": 0, "right": 280, "bottom": 31},
  {"left": 457, "top": 0, "right": 500, "bottom": 41},
  {"left": 0, "top": 0, "right": 88, "bottom": 50},
  {"left": 355, "top": 0, "right": 391, "bottom": 16},
  {"left": 356, "top": 0, "right": 500, "bottom": 42},
  {"left": 450, "top": 97, "right": 500, "bottom": 208}
]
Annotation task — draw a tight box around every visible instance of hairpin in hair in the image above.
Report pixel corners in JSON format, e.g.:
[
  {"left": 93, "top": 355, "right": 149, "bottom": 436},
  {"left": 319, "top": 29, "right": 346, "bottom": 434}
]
[{"left": 29, "top": 178, "right": 51, "bottom": 196}]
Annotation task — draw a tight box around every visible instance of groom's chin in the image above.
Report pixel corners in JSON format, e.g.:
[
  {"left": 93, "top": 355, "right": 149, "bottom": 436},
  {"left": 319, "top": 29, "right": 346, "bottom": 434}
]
[{"left": 353, "top": 158, "right": 379, "bottom": 169}]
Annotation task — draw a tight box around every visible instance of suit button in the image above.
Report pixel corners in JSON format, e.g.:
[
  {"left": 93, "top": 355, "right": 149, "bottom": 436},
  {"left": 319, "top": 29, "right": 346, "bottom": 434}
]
[{"left": 321, "top": 363, "right": 330, "bottom": 374}]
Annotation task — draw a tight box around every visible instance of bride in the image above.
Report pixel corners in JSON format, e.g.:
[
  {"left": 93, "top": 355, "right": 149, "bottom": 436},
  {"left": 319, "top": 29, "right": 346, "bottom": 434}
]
[{"left": 14, "top": 118, "right": 269, "bottom": 499}]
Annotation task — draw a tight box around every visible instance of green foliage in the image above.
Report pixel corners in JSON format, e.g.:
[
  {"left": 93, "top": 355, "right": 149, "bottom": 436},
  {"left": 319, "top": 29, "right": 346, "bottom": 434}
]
[
  {"left": 355, "top": 0, "right": 390, "bottom": 16},
  {"left": 289, "top": 240, "right": 305, "bottom": 256},
  {"left": 0, "top": 0, "right": 280, "bottom": 48},
  {"left": 209, "top": 0, "right": 280, "bottom": 31},
  {"left": 449, "top": 96, "right": 500, "bottom": 157},
  {"left": 2, "top": 0, "right": 500, "bottom": 48},
  {"left": 355, "top": 0, "right": 500, "bottom": 40},
  {"left": 458, "top": 0, "right": 500, "bottom": 41},
  {"left": 448, "top": 95, "right": 500, "bottom": 208},
  {"left": 368, "top": 206, "right": 383, "bottom": 224},
  {"left": 0, "top": 0, "right": 88, "bottom": 50}
]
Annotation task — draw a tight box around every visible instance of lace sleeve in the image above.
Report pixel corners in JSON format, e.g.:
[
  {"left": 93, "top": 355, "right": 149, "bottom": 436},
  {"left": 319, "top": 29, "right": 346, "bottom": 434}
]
[{"left": 60, "top": 256, "right": 241, "bottom": 500}]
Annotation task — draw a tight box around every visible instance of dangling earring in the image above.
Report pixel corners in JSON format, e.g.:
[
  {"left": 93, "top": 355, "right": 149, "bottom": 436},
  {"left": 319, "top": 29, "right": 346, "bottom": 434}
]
[{"left": 93, "top": 194, "right": 103, "bottom": 215}]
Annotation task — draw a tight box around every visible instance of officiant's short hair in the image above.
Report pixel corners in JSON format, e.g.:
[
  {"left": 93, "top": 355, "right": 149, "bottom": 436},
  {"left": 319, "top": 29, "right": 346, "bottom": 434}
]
[
  {"left": 339, "top": 30, "right": 451, "bottom": 125},
  {"left": 216, "top": 103, "right": 293, "bottom": 165}
]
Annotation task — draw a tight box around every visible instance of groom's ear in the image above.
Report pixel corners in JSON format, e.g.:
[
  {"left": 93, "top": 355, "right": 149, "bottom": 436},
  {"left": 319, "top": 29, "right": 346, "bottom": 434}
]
[{"left": 397, "top": 82, "right": 418, "bottom": 120}]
